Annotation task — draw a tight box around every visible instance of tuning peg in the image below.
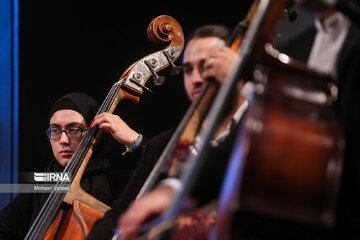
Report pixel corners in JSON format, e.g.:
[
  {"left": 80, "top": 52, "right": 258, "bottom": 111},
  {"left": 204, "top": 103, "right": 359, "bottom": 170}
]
[
  {"left": 129, "top": 78, "right": 154, "bottom": 93},
  {"left": 284, "top": 1, "right": 298, "bottom": 22},
  {"left": 163, "top": 50, "right": 182, "bottom": 76},
  {"left": 286, "top": 9, "right": 298, "bottom": 22},
  {"left": 144, "top": 59, "right": 166, "bottom": 86},
  {"left": 170, "top": 65, "right": 183, "bottom": 76},
  {"left": 153, "top": 76, "right": 166, "bottom": 86}
]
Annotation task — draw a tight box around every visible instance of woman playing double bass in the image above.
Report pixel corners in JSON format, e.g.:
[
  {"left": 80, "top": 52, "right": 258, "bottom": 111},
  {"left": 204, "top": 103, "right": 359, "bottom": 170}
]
[
  {"left": 1, "top": 14, "right": 186, "bottom": 239},
  {"left": 0, "top": 92, "right": 120, "bottom": 239}
]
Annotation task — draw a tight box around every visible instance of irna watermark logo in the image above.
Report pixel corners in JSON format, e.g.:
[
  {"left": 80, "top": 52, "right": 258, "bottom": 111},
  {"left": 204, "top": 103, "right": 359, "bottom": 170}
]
[{"left": 33, "top": 172, "right": 71, "bottom": 182}]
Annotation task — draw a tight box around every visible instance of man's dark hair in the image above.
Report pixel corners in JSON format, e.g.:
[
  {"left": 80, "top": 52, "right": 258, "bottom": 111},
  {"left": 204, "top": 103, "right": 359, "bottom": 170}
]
[{"left": 187, "top": 24, "right": 231, "bottom": 44}]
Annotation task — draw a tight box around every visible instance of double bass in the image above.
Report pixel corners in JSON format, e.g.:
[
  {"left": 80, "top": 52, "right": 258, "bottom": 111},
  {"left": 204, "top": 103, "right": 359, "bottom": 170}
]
[
  {"left": 24, "top": 15, "right": 184, "bottom": 240},
  {"left": 209, "top": 0, "right": 344, "bottom": 239},
  {"left": 215, "top": 44, "right": 344, "bottom": 240}
]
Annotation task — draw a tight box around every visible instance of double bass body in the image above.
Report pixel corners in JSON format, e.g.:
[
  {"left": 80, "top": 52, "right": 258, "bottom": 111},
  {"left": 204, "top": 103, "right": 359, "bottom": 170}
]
[
  {"left": 230, "top": 44, "right": 344, "bottom": 239},
  {"left": 43, "top": 200, "right": 105, "bottom": 239}
]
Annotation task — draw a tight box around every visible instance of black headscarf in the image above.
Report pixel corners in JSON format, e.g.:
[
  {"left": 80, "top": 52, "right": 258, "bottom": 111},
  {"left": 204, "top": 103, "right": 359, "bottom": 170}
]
[
  {"left": 48, "top": 92, "right": 99, "bottom": 125},
  {"left": 46, "top": 92, "right": 109, "bottom": 176}
]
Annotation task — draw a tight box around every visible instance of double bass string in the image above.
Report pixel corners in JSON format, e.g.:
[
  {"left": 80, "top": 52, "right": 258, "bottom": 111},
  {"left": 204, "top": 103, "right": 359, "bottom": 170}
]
[{"left": 64, "top": 80, "right": 123, "bottom": 177}]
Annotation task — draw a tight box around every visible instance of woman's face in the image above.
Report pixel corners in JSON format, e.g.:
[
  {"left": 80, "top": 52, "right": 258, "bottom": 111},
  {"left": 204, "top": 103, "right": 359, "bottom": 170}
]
[{"left": 49, "top": 109, "right": 87, "bottom": 166}]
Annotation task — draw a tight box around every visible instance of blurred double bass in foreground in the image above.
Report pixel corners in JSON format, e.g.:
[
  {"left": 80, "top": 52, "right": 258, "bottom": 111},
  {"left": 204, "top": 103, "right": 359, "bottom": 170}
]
[
  {"left": 214, "top": 46, "right": 344, "bottom": 240},
  {"left": 211, "top": 0, "right": 344, "bottom": 239}
]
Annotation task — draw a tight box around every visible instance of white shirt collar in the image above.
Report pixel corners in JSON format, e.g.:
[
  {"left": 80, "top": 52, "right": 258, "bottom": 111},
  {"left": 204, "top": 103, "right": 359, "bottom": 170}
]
[
  {"left": 314, "top": 12, "right": 350, "bottom": 41},
  {"left": 307, "top": 12, "right": 350, "bottom": 74}
]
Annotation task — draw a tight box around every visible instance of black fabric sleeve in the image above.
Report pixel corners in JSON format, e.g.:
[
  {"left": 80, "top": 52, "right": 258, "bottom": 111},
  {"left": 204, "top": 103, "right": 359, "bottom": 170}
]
[
  {"left": 336, "top": 0, "right": 360, "bottom": 28},
  {"left": 86, "top": 129, "right": 174, "bottom": 240}
]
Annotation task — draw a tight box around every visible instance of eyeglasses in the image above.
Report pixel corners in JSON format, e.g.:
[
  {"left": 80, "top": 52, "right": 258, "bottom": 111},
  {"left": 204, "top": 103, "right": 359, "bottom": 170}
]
[{"left": 45, "top": 127, "right": 87, "bottom": 140}]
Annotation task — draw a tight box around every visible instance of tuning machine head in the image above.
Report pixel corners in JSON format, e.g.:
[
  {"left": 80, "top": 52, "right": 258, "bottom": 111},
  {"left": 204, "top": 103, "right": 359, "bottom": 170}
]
[
  {"left": 129, "top": 76, "right": 154, "bottom": 93},
  {"left": 153, "top": 76, "right": 166, "bottom": 86},
  {"left": 163, "top": 49, "right": 182, "bottom": 76},
  {"left": 284, "top": 1, "right": 299, "bottom": 22},
  {"left": 144, "top": 59, "right": 166, "bottom": 86}
]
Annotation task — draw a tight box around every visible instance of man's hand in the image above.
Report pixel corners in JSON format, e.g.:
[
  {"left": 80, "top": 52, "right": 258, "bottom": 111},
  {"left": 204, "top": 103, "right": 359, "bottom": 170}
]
[
  {"left": 201, "top": 46, "right": 240, "bottom": 84},
  {"left": 117, "top": 186, "right": 175, "bottom": 240}
]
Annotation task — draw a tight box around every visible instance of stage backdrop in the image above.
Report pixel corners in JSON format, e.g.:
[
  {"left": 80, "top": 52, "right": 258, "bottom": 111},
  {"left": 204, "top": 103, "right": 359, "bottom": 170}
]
[
  {"left": 0, "top": 1, "right": 314, "bottom": 207},
  {"left": 18, "top": 1, "right": 253, "bottom": 173}
]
